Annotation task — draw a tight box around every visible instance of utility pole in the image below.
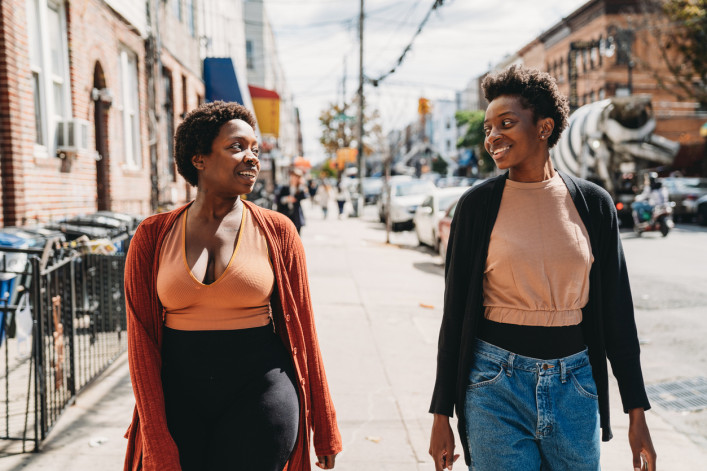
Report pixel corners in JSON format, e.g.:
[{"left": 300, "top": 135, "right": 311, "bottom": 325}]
[{"left": 354, "top": 0, "right": 365, "bottom": 217}]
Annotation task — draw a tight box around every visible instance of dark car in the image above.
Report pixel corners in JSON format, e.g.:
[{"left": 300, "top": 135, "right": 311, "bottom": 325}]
[
  {"left": 660, "top": 177, "right": 707, "bottom": 222},
  {"left": 696, "top": 194, "right": 707, "bottom": 226}
]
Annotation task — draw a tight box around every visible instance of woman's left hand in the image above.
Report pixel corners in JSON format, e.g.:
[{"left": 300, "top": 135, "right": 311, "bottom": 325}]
[
  {"left": 628, "top": 408, "right": 656, "bottom": 470},
  {"left": 315, "top": 454, "right": 337, "bottom": 469}
]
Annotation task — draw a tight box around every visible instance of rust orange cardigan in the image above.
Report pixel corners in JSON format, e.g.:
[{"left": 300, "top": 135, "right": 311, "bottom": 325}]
[{"left": 123, "top": 201, "right": 342, "bottom": 470}]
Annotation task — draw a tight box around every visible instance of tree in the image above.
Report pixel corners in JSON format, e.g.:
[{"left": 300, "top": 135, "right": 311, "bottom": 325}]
[
  {"left": 318, "top": 100, "right": 385, "bottom": 168},
  {"left": 639, "top": 0, "right": 707, "bottom": 107},
  {"left": 455, "top": 110, "right": 494, "bottom": 172}
]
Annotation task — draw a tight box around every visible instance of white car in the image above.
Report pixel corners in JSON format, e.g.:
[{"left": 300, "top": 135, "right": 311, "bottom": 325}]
[
  {"left": 378, "top": 179, "right": 436, "bottom": 231},
  {"left": 413, "top": 186, "right": 469, "bottom": 249}
]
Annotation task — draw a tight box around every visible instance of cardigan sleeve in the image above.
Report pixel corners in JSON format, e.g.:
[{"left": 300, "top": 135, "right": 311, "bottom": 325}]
[
  {"left": 282, "top": 222, "right": 343, "bottom": 457},
  {"left": 598, "top": 197, "right": 651, "bottom": 413},
  {"left": 125, "top": 223, "right": 181, "bottom": 470},
  {"left": 429, "top": 192, "right": 473, "bottom": 417}
]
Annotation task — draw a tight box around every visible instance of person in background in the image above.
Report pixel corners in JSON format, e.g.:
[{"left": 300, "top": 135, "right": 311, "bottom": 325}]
[
  {"left": 314, "top": 177, "right": 333, "bottom": 219},
  {"left": 429, "top": 66, "right": 655, "bottom": 471},
  {"left": 276, "top": 168, "right": 308, "bottom": 234},
  {"left": 334, "top": 178, "right": 349, "bottom": 219},
  {"left": 123, "top": 101, "right": 341, "bottom": 471}
]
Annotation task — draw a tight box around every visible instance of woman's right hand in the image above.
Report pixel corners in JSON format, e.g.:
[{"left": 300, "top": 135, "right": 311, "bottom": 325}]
[{"left": 429, "top": 413, "right": 460, "bottom": 471}]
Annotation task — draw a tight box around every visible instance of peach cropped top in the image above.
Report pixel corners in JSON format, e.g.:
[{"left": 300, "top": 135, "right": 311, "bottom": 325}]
[
  {"left": 483, "top": 173, "right": 594, "bottom": 326},
  {"left": 156, "top": 206, "right": 274, "bottom": 331}
]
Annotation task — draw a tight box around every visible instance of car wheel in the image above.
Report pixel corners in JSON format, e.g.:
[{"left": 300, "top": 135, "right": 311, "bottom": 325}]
[
  {"left": 415, "top": 227, "right": 425, "bottom": 246},
  {"left": 697, "top": 206, "right": 707, "bottom": 226},
  {"left": 432, "top": 230, "right": 439, "bottom": 252}
]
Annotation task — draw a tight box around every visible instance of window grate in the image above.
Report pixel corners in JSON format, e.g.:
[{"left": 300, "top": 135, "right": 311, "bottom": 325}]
[{"left": 645, "top": 377, "right": 707, "bottom": 412}]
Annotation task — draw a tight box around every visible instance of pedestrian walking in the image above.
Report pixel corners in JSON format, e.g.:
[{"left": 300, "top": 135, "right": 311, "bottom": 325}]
[
  {"left": 428, "top": 66, "right": 655, "bottom": 471},
  {"left": 123, "top": 101, "right": 341, "bottom": 471},
  {"left": 314, "top": 178, "right": 333, "bottom": 219},
  {"left": 334, "top": 178, "right": 349, "bottom": 219},
  {"left": 276, "top": 168, "right": 308, "bottom": 234}
]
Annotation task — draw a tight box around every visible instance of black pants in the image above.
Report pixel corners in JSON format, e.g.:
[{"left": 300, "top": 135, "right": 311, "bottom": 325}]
[{"left": 162, "top": 325, "right": 299, "bottom": 471}]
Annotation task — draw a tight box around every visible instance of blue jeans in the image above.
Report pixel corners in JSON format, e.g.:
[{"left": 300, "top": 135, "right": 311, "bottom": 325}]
[{"left": 464, "top": 340, "right": 600, "bottom": 470}]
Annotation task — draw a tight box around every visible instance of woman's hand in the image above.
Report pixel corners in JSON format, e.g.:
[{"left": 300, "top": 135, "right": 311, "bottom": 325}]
[
  {"left": 429, "top": 413, "right": 460, "bottom": 471},
  {"left": 315, "top": 454, "right": 337, "bottom": 469},
  {"left": 628, "top": 408, "right": 656, "bottom": 471}
]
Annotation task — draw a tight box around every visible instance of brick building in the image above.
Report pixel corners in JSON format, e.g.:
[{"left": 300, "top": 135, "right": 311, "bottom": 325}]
[
  {"left": 515, "top": 0, "right": 705, "bottom": 172},
  {"left": 0, "top": 0, "right": 204, "bottom": 227}
]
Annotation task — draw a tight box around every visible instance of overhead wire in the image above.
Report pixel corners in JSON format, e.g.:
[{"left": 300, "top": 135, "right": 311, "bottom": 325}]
[{"left": 365, "top": 0, "right": 447, "bottom": 87}]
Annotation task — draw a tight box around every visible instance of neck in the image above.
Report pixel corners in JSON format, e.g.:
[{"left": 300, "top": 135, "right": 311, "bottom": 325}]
[
  {"left": 190, "top": 187, "right": 243, "bottom": 221},
  {"left": 508, "top": 155, "right": 555, "bottom": 183}
]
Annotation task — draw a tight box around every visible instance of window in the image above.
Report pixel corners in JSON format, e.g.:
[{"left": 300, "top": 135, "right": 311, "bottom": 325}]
[
  {"left": 246, "top": 40, "right": 254, "bottom": 69},
  {"left": 173, "top": 0, "right": 182, "bottom": 21},
  {"left": 26, "top": 0, "right": 71, "bottom": 156},
  {"left": 186, "top": 0, "right": 195, "bottom": 36},
  {"left": 119, "top": 48, "right": 142, "bottom": 167}
]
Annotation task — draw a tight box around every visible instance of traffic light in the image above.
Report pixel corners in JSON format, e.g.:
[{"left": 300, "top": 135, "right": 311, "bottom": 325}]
[{"left": 418, "top": 97, "right": 431, "bottom": 115}]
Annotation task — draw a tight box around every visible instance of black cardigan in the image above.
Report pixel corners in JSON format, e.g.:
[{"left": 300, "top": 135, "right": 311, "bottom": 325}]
[{"left": 429, "top": 171, "right": 651, "bottom": 465}]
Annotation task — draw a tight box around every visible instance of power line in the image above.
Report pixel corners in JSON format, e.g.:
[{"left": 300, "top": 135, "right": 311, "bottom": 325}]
[{"left": 365, "top": 0, "right": 446, "bottom": 87}]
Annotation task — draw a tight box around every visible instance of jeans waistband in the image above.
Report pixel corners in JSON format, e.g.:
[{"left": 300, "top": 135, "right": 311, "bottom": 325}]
[{"left": 473, "top": 338, "right": 590, "bottom": 374}]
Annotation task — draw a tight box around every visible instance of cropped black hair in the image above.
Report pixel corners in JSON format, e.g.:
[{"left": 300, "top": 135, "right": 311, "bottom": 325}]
[
  {"left": 174, "top": 101, "right": 257, "bottom": 186},
  {"left": 481, "top": 65, "right": 569, "bottom": 148}
]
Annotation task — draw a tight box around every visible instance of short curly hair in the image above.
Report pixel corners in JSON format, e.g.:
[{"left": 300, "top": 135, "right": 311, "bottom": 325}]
[
  {"left": 481, "top": 65, "right": 569, "bottom": 148},
  {"left": 174, "top": 101, "right": 257, "bottom": 186}
]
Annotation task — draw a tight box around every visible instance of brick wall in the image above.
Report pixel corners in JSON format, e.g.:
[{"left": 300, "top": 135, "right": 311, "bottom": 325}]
[
  {"left": 0, "top": 0, "right": 34, "bottom": 226},
  {"left": 0, "top": 0, "right": 155, "bottom": 226},
  {"left": 517, "top": 2, "right": 704, "bottom": 145}
]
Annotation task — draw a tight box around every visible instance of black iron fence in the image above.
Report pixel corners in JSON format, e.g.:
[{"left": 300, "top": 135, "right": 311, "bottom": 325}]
[{"left": 0, "top": 237, "right": 128, "bottom": 454}]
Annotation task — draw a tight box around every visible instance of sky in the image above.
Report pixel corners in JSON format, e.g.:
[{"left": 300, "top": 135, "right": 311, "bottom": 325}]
[{"left": 264, "top": 0, "right": 590, "bottom": 163}]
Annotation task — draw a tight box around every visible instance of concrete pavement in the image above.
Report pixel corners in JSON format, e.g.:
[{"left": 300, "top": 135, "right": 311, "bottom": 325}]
[{"left": 2, "top": 202, "right": 706, "bottom": 470}]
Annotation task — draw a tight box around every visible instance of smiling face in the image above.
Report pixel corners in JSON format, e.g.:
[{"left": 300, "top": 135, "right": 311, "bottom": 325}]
[
  {"left": 483, "top": 95, "right": 554, "bottom": 178},
  {"left": 192, "top": 119, "right": 260, "bottom": 196}
]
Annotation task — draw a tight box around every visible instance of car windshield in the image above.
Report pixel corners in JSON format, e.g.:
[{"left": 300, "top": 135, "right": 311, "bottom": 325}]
[
  {"left": 363, "top": 179, "right": 383, "bottom": 192},
  {"left": 395, "top": 181, "right": 434, "bottom": 196},
  {"left": 439, "top": 194, "right": 462, "bottom": 212}
]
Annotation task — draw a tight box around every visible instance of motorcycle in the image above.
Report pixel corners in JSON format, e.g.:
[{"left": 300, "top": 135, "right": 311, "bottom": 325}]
[{"left": 631, "top": 201, "right": 675, "bottom": 237}]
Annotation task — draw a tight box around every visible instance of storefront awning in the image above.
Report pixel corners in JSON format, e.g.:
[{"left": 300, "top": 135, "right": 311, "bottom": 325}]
[
  {"left": 248, "top": 85, "right": 280, "bottom": 137},
  {"left": 203, "top": 58, "right": 247, "bottom": 104}
]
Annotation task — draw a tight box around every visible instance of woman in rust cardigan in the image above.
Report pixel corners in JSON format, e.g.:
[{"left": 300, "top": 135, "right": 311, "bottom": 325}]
[{"left": 123, "top": 101, "right": 341, "bottom": 471}]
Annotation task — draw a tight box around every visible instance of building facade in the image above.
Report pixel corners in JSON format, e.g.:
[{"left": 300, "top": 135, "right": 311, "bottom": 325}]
[{"left": 0, "top": 0, "right": 206, "bottom": 226}]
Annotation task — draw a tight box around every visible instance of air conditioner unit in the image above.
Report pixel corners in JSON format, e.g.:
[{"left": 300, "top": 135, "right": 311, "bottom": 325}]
[{"left": 56, "top": 118, "right": 90, "bottom": 156}]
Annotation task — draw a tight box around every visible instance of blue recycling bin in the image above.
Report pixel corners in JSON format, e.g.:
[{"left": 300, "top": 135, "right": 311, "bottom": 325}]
[{"left": 0, "top": 232, "right": 30, "bottom": 345}]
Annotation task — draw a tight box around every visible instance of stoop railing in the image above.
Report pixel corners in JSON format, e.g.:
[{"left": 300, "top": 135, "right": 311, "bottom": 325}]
[{"left": 0, "top": 240, "right": 127, "bottom": 454}]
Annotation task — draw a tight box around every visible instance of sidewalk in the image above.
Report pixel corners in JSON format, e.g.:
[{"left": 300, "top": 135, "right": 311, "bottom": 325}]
[{"left": 2, "top": 203, "right": 705, "bottom": 470}]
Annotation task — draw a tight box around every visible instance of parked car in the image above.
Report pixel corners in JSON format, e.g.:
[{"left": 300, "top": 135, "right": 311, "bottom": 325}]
[
  {"left": 377, "top": 179, "right": 436, "bottom": 231},
  {"left": 437, "top": 199, "right": 459, "bottom": 265},
  {"left": 377, "top": 175, "right": 413, "bottom": 222},
  {"left": 436, "top": 176, "right": 477, "bottom": 188},
  {"left": 413, "top": 186, "right": 468, "bottom": 250},
  {"left": 696, "top": 194, "right": 707, "bottom": 226},
  {"left": 362, "top": 177, "right": 384, "bottom": 205},
  {"left": 659, "top": 177, "right": 707, "bottom": 222}
]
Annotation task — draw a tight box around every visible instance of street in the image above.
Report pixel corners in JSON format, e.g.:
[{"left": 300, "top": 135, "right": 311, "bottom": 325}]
[
  {"left": 308, "top": 204, "right": 707, "bottom": 470},
  {"left": 2, "top": 203, "right": 706, "bottom": 470}
]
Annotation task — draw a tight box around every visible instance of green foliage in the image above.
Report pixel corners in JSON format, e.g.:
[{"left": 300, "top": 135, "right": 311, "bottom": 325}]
[
  {"left": 431, "top": 156, "right": 448, "bottom": 175},
  {"left": 643, "top": 0, "right": 707, "bottom": 107},
  {"left": 318, "top": 101, "right": 384, "bottom": 158},
  {"left": 455, "top": 110, "right": 495, "bottom": 172},
  {"left": 318, "top": 159, "right": 337, "bottom": 178}
]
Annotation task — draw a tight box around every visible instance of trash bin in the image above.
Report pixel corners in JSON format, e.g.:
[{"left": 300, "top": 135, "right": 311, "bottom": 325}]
[{"left": 0, "top": 232, "right": 30, "bottom": 345}]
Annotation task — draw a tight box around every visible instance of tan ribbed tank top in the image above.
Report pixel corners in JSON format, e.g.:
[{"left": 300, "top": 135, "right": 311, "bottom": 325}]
[
  {"left": 157, "top": 206, "right": 274, "bottom": 331},
  {"left": 483, "top": 173, "right": 593, "bottom": 326}
]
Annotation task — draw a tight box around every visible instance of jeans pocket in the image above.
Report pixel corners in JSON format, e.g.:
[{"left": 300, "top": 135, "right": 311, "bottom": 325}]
[
  {"left": 467, "top": 354, "right": 505, "bottom": 391},
  {"left": 569, "top": 366, "right": 599, "bottom": 400}
]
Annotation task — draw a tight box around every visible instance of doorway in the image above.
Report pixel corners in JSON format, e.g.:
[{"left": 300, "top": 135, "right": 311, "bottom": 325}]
[{"left": 93, "top": 62, "right": 110, "bottom": 211}]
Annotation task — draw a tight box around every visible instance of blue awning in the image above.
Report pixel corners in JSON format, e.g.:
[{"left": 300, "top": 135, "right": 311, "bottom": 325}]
[{"left": 203, "top": 58, "right": 245, "bottom": 104}]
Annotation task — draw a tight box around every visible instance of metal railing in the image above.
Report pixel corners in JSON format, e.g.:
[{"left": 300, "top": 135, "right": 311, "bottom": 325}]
[{"left": 0, "top": 242, "right": 127, "bottom": 454}]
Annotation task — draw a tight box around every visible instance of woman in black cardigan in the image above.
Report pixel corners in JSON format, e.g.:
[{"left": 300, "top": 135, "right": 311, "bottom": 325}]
[{"left": 428, "top": 66, "right": 656, "bottom": 471}]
